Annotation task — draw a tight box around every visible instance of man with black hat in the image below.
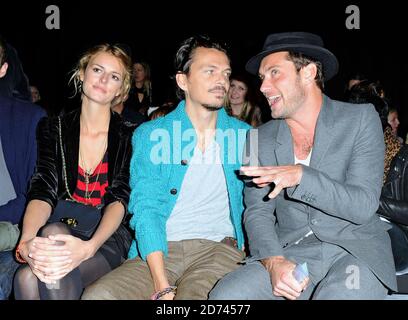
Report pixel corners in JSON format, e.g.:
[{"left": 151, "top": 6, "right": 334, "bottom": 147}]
[{"left": 210, "top": 32, "right": 397, "bottom": 300}]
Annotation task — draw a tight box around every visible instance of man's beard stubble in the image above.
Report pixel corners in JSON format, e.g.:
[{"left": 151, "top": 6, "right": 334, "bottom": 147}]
[
  {"left": 202, "top": 86, "right": 227, "bottom": 111},
  {"left": 202, "top": 104, "right": 223, "bottom": 111}
]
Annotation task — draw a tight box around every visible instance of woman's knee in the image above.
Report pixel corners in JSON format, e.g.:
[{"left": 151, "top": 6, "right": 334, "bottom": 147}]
[
  {"left": 39, "top": 222, "right": 71, "bottom": 238},
  {"left": 14, "top": 265, "right": 36, "bottom": 286}
]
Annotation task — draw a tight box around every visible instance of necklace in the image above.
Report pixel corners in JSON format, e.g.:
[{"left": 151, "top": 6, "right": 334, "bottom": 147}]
[
  {"left": 79, "top": 135, "right": 107, "bottom": 200},
  {"left": 81, "top": 155, "right": 103, "bottom": 200}
]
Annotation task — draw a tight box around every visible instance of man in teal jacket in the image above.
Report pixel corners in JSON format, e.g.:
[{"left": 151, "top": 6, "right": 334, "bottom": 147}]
[{"left": 83, "top": 35, "right": 251, "bottom": 300}]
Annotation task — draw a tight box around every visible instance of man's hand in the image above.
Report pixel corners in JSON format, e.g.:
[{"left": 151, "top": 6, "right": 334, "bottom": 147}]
[
  {"left": 240, "top": 165, "right": 303, "bottom": 198},
  {"left": 261, "top": 256, "right": 309, "bottom": 300}
]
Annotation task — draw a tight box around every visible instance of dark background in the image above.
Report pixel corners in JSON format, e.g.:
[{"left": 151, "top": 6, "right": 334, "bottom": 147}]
[{"left": 1, "top": 0, "right": 407, "bottom": 138}]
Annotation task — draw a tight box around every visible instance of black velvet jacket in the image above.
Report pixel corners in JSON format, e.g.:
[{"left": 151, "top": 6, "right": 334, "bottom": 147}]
[
  {"left": 27, "top": 108, "right": 135, "bottom": 214},
  {"left": 378, "top": 144, "right": 408, "bottom": 225}
]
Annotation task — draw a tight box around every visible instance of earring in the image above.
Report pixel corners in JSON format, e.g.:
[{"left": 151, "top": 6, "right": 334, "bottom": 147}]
[{"left": 78, "top": 80, "right": 83, "bottom": 92}]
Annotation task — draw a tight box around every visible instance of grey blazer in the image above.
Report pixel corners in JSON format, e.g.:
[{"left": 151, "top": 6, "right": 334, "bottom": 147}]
[{"left": 243, "top": 95, "right": 397, "bottom": 291}]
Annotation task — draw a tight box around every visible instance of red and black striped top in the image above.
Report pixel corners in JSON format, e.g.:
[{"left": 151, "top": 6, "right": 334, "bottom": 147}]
[{"left": 72, "top": 152, "right": 108, "bottom": 207}]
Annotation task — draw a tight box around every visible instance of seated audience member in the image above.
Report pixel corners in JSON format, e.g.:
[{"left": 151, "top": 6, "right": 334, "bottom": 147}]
[
  {"left": 225, "top": 72, "right": 262, "bottom": 127},
  {"left": 210, "top": 32, "right": 396, "bottom": 300},
  {"left": 348, "top": 81, "right": 402, "bottom": 183},
  {"left": 82, "top": 35, "right": 250, "bottom": 300},
  {"left": 13, "top": 43, "right": 133, "bottom": 300},
  {"left": 0, "top": 36, "right": 46, "bottom": 300},
  {"left": 124, "top": 61, "right": 155, "bottom": 119},
  {"left": 387, "top": 108, "right": 403, "bottom": 144},
  {"left": 349, "top": 80, "right": 408, "bottom": 293}
]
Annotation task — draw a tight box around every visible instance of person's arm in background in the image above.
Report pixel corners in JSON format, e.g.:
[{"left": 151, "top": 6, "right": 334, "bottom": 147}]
[
  {"left": 378, "top": 145, "right": 408, "bottom": 225},
  {"left": 378, "top": 197, "right": 408, "bottom": 225}
]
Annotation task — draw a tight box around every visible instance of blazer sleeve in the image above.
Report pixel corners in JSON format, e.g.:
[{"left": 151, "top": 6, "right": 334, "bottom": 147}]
[
  {"left": 243, "top": 129, "right": 284, "bottom": 261},
  {"left": 26, "top": 117, "right": 59, "bottom": 209},
  {"left": 287, "top": 105, "right": 385, "bottom": 225},
  {"left": 103, "top": 127, "right": 132, "bottom": 218}
]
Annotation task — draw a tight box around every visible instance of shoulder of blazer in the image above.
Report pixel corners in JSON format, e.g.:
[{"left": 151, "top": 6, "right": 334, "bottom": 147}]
[
  {"left": 254, "top": 118, "right": 281, "bottom": 143},
  {"left": 59, "top": 108, "right": 80, "bottom": 127},
  {"left": 329, "top": 98, "right": 373, "bottom": 120}
]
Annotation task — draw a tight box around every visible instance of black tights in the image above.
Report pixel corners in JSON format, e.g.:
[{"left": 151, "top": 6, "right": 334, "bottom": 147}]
[{"left": 13, "top": 222, "right": 115, "bottom": 300}]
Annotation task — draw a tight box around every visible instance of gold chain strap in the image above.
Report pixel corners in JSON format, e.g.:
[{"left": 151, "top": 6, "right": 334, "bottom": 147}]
[{"left": 57, "top": 116, "right": 80, "bottom": 203}]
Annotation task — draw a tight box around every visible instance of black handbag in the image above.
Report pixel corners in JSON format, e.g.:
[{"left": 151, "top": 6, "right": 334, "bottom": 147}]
[
  {"left": 48, "top": 199, "right": 102, "bottom": 240},
  {"left": 47, "top": 117, "right": 102, "bottom": 240}
]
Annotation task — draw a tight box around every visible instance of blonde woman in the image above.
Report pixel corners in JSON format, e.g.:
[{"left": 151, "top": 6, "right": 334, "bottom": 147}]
[
  {"left": 225, "top": 73, "right": 262, "bottom": 127},
  {"left": 13, "top": 44, "right": 134, "bottom": 299},
  {"left": 124, "top": 61, "right": 154, "bottom": 118}
]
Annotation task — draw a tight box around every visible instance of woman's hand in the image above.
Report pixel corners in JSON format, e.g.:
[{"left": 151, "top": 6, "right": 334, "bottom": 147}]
[
  {"left": 42, "top": 234, "right": 95, "bottom": 279},
  {"left": 27, "top": 234, "right": 94, "bottom": 282},
  {"left": 19, "top": 236, "right": 72, "bottom": 284}
]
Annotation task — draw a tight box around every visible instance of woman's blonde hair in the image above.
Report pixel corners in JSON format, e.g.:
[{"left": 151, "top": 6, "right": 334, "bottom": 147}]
[
  {"left": 69, "top": 43, "right": 132, "bottom": 106},
  {"left": 133, "top": 61, "right": 152, "bottom": 97}
]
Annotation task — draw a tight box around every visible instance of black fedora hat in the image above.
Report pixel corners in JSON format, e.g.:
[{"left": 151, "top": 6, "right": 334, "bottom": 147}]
[{"left": 246, "top": 32, "right": 339, "bottom": 81}]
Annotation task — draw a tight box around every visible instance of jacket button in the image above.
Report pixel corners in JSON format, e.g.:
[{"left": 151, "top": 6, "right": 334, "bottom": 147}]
[
  {"left": 170, "top": 188, "right": 177, "bottom": 195},
  {"left": 301, "top": 195, "right": 307, "bottom": 201},
  {"left": 181, "top": 159, "right": 188, "bottom": 166},
  {"left": 311, "top": 219, "right": 318, "bottom": 225}
]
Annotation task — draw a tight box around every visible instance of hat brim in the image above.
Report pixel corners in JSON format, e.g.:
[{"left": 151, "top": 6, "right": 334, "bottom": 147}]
[{"left": 245, "top": 44, "right": 339, "bottom": 81}]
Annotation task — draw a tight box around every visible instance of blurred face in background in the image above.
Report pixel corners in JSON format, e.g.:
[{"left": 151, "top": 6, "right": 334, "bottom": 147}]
[
  {"left": 388, "top": 110, "right": 400, "bottom": 136},
  {"left": 348, "top": 79, "right": 362, "bottom": 90},
  {"left": 228, "top": 79, "right": 248, "bottom": 106},
  {"left": 133, "top": 63, "right": 146, "bottom": 83},
  {"left": 30, "top": 86, "right": 41, "bottom": 103}
]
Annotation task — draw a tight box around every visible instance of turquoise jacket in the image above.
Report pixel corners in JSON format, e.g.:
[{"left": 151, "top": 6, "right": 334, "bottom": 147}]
[{"left": 128, "top": 100, "right": 251, "bottom": 260}]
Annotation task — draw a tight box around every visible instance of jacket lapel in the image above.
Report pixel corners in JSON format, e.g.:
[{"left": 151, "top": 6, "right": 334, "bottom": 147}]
[
  {"left": 107, "top": 112, "right": 121, "bottom": 183},
  {"left": 274, "top": 120, "right": 294, "bottom": 166},
  {"left": 309, "top": 95, "right": 335, "bottom": 169},
  {"left": 62, "top": 109, "right": 80, "bottom": 194}
]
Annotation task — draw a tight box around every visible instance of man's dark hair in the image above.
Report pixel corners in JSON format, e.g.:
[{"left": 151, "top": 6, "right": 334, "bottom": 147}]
[
  {"left": 348, "top": 72, "right": 367, "bottom": 82},
  {"left": 286, "top": 51, "right": 324, "bottom": 90},
  {"left": 348, "top": 80, "right": 389, "bottom": 130},
  {"left": 174, "top": 34, "right": 229, "bottom": 100},
  {"left": 0, "top": 40, "right": 31, "bottom": 100},
  {"left": 0, "top": 35, "right": 6, "bottom": 67}
]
